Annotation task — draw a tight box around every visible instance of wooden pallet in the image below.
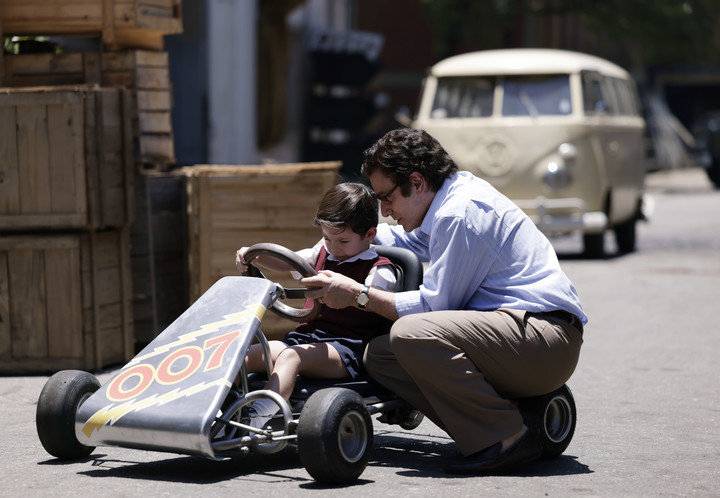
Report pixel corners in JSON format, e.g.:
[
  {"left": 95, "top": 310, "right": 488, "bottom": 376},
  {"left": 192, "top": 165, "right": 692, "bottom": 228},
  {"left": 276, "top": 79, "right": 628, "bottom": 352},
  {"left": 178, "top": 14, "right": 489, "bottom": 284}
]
[
  {"left": 2, "top": 50, "right": 175, "bottom": 166},
  {"left": 0, "top": 229, "right": 134, "bottom": 373},
  {"left": 183, "top": 162, "right": 341, "bottom": 337},
  {"left": 0, "top": 85, "right": 134, "bottom": 230},
  {"left": 1, "top": 0, "right": 182, "bottom": 51}
]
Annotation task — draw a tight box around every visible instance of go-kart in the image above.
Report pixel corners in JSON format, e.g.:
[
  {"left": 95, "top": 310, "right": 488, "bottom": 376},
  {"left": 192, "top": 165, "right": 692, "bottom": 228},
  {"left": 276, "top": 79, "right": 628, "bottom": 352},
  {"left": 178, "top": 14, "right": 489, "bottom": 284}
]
[{"left": 36, "top": 243, "right": 577, "bottom": 483}]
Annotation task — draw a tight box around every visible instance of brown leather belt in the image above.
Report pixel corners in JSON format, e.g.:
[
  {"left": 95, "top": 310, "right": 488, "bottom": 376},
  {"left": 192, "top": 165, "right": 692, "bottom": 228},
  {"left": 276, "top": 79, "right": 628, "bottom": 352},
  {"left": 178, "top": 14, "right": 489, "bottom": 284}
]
[{"left": 540, "top": 310, "right": 583, "bottom": 333}]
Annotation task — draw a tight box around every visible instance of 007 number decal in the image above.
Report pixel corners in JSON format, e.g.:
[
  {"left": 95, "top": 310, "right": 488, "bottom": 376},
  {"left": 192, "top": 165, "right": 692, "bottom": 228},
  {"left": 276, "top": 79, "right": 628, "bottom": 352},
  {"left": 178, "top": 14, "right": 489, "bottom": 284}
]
[{"left": 106, "top": 329, "right": 240, "bottom": 402}]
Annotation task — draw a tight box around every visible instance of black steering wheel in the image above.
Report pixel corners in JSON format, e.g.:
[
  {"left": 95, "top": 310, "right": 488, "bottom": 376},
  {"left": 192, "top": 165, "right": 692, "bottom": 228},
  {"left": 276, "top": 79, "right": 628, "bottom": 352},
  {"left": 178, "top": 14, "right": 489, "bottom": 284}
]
[{"left": 243, "top": 243, "right": 324, "bottom": 322}]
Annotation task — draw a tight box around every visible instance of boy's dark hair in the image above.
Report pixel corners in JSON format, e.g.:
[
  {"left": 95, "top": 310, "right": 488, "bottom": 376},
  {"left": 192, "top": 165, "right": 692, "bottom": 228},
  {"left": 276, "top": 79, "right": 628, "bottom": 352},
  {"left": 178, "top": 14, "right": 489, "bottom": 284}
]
[
  {"left": 361, "top": 128, "right": 458, "bottom": 194},
  {"left": 315, "top": 182, "right": 378, "bottom": 236}
]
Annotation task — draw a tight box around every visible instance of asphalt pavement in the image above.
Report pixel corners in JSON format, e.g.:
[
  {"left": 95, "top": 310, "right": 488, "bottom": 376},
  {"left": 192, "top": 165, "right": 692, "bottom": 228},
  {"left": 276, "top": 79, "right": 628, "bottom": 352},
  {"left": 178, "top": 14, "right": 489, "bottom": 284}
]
[{"left": 1, "top": 167, "right": 719, "bottom": 497}]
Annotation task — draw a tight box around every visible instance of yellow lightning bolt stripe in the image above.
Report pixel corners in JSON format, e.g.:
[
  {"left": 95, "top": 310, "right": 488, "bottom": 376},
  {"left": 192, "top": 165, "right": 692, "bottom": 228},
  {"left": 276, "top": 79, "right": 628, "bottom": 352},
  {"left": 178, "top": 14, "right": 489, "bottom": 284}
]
[
  {"left": 128, "top": 304, "right": 266, "bottom": 365},
  {"left": 81, "top": 378, "right": 232, "bottom": 438}
]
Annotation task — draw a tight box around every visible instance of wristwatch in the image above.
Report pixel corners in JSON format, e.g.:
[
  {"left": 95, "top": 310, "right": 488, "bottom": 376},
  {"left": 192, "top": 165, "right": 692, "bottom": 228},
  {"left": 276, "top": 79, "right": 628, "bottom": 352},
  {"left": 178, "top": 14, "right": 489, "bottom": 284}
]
[{"left": 356, "top": 285, "right": 370, "bottom": 309}]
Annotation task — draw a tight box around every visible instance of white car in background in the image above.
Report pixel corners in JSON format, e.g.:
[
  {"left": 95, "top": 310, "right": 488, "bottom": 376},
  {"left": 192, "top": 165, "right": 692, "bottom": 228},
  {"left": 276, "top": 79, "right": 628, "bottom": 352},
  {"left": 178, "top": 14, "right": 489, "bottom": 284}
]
[{"left": 400, "top": 48, "right": 649, "bottom": 257}]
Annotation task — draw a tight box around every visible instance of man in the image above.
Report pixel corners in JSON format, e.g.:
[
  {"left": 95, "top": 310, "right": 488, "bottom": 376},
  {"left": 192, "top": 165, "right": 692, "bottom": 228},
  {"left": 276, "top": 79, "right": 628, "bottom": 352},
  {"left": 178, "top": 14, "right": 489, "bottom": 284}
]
[{"left": 302, "top": 128, "right": 586, "bottom": 474}]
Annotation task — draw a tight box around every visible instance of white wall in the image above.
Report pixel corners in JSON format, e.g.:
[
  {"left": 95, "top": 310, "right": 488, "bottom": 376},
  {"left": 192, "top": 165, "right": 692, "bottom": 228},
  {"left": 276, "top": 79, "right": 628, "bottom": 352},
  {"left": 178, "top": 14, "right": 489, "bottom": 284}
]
[{"left": 207, "top": 0, "right": 258, "bottom": 164}]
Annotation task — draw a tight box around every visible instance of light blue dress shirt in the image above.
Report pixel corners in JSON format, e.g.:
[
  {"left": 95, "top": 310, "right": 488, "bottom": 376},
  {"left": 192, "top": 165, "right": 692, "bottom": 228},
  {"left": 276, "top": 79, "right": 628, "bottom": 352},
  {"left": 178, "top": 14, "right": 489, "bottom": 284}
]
[{"left": 374, "top": 172, "right": 588, "bottom": 325}]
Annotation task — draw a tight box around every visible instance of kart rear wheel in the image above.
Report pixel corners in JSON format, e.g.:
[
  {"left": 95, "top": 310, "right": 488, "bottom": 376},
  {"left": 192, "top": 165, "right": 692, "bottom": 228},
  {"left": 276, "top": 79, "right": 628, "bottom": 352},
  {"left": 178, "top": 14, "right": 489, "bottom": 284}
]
[
  {"left": 297, "top": 388, "right": 373, "bottom": 483},
  {"left": 518, "top": 384, "right": 577, "bottom": 459},
  {"left": 36, "top": 370, "right": 100, "bottom": 460}
]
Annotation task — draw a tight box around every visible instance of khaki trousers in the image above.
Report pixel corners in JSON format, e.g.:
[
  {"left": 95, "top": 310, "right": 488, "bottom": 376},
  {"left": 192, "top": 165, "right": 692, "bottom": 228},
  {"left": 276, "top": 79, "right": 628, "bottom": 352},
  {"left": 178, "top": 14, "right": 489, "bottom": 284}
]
[{"left": 363, "top": 309, "right": 583, "bottom": 455}]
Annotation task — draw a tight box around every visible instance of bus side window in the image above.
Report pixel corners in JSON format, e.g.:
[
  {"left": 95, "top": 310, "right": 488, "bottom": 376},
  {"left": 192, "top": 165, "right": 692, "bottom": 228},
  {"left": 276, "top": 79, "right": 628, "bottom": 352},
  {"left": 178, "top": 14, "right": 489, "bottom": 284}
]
[{"left": 582, "top": 72, "right": 609, "bottom": 115}]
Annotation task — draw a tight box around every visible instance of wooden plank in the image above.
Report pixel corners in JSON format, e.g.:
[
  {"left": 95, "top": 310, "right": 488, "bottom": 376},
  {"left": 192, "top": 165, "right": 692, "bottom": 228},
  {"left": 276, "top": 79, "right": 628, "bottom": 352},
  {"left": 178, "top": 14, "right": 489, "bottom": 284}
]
[
  {"left": 138, "top": 111, "right": 172, "bottom": 133},
  {"left": 119, "top": 226, "right": 134, "bottom": 360},
  {"left": 0, "top": 105, "right": 20, "bottom": 216},
  {"left": 2, "top": 3, "right": 103, "bottom": 34},
  {"left": 134, "top": 67, "right": 171, "bottom": 89},
  {"left": 5, "top": 52, "right": 85, "bottom": 76},
  {"left": 96, "top": 89, "right": 126, "bottom": 227},
  {"left": 0, "top": 213, "right": 87, "bottom": 228},
  {"left": 102, "top": 50, "right": 168, "bottom": 70},
  {"left": 45, "top": 246, "right": 83, "bottom": 358},
  {"left": 186, "top": 161, "right": 342, "bottom": 176},
  {"left": 84, "top": 91, "right": 102, "bottom": 229},
  {"left": 2, "top": 0, "right": 182, "bottom": 48},
  {"left": 197, "top": 175, "right": 214, "bottom": 300},
  {"left": 0, "top": 5, "right": 4, "bottom": 87},
  {"left": 47, "top": 101, "right": 82, "bottom": 215},
  {"left": 16, "top": 101, "right": 52, "bottom": 214},
  {"left": 0, "top": 253, "right": 10, "bottom": 359},
  {"left": 139, "top": 134, "right": 175, "bottom": 160},
  {"left": 121, "top": 89, "right": 136, "bottom": 224},
  {"left": 0, "top": 89, "right": 84, "bottom": 106},
  {"left": 8, "top": 249, "right": 48, "bottom": 359},
  {"left": 0, "top": 235, "right": 79, "bottom": 251},
  {"left": 87, "top": 232, "right": 102, "bottom": 370},
  {"left": 136, "top": 89, "right": 171, "bottom": 111}
]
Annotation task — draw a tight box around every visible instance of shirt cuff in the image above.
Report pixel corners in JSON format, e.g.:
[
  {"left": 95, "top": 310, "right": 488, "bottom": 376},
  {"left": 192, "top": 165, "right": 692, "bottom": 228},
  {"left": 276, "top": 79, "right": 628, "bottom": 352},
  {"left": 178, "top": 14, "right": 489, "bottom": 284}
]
[{"left": 394, "top": 290, "right": 424, "bottom": 317}]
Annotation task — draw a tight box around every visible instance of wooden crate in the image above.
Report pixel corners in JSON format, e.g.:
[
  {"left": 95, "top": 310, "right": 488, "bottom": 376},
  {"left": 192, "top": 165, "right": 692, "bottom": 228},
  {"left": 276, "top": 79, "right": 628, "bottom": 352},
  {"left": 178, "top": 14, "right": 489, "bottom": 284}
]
[
  {"left": 1, "top": 50, "right": 175, "bottom": 166},
  {"left": 0, "top": 229, "right": 134, "bottom": 374},
  {"left": 1, "top": 0, "right": 183, "bottom": 51},
  {"left": 183, "top": 162, "right": 341, "bottom": 337},
  {"left": 0, "top": 85, "right": 134, "bottom": 230},
  {"left": 130, "top": 170, "right": 187, "bottom": 349}
]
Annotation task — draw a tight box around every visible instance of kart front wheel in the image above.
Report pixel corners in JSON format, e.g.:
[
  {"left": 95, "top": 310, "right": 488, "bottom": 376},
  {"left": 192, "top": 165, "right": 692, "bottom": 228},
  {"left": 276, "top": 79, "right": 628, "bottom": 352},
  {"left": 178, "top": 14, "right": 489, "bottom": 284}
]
[
  {"left": 297, "top": 388, "right": 373, "bottom": 483},
  {"left": 36, "top": 370, "right": 100, "bottom": 460}
]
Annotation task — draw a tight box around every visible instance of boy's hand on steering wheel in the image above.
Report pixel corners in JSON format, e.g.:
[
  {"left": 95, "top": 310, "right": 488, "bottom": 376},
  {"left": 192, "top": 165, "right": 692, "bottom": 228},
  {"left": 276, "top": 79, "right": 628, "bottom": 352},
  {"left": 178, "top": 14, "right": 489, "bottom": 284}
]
[{"left": 235, "top": 247, "right": 250, "bottom": 275}]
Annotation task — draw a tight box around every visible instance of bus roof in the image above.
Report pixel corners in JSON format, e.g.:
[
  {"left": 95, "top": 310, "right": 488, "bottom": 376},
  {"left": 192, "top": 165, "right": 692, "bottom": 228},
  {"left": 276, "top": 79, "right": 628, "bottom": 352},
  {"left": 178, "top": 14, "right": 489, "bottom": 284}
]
[{"left": 430, "top": 49, "right": 631, "bottom": 79}]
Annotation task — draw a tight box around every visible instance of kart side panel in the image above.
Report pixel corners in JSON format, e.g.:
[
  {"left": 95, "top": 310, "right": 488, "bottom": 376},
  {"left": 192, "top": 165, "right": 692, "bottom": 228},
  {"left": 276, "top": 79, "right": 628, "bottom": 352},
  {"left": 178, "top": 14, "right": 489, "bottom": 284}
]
[{"left": 75, "top": 277, "right": 278, "bottom": 459}]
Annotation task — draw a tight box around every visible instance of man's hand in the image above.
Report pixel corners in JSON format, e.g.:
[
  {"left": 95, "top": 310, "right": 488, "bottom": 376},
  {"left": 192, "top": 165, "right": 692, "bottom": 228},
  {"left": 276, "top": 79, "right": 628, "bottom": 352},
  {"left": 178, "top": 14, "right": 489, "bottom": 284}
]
[
  {"left": 301, "top": 270, "right": 363, "bottom": 309},
  {"left": 302, "top": 270, "right": 399, "bottom": 321}
]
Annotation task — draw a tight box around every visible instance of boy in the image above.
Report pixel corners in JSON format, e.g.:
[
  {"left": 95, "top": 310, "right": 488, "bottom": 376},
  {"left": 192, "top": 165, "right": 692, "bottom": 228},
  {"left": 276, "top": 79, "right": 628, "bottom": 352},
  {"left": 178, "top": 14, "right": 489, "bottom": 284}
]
[{"left": 235, "top": 182, "right": 396, "bottom": 428}]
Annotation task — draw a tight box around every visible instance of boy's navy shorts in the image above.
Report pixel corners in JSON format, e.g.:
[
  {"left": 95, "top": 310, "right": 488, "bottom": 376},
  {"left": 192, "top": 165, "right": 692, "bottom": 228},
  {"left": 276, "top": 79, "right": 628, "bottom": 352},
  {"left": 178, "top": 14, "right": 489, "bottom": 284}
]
[{"left": 281, "top": 329, "right": 364, "bottom": 379}]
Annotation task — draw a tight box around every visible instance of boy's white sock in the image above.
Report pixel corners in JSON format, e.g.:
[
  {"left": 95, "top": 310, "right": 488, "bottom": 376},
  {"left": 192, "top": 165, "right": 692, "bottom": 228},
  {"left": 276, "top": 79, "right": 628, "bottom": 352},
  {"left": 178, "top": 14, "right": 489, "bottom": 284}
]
[{"left": 247, "top": 397, "right": 279, "bottom": 430}]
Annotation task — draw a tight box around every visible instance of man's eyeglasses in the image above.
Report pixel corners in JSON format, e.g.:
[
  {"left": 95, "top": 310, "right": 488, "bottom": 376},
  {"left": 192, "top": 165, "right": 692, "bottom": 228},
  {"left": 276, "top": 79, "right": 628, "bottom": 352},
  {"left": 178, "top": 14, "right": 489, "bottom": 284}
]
[{"left": 374, "top": 182, "right": 401, "bottom": 203}]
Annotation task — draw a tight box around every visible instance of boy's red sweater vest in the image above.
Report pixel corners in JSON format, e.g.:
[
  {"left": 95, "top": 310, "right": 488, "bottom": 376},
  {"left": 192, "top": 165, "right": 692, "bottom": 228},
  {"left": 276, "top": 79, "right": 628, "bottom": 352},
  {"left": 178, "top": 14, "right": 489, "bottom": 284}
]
[{"left": 295, "top": 247, "right": 393, "bottom": 343}]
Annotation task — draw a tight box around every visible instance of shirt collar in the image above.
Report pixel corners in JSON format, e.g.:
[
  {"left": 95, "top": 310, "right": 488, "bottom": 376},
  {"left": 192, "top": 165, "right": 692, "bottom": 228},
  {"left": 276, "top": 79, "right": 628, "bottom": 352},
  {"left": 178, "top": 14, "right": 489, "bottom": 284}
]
[
  {"left": 417, "top": 172, "right": 460, "bottom": 237},
  {"left": 325, "top": 245, "right": 378, "bottom": 264}
]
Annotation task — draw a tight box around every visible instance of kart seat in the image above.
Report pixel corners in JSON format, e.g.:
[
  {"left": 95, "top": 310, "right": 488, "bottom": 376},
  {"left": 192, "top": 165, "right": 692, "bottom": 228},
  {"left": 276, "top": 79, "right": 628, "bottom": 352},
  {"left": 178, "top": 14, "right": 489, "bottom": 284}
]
[{"left": 375, "top": 245, "right": 424, "bottom": 293}]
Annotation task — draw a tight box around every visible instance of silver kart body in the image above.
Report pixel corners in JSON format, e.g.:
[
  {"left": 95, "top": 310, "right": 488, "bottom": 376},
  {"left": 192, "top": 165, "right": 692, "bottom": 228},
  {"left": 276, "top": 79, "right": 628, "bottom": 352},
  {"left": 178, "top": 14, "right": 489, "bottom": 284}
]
[{"left": 75, "top": 276, "right": 277, "bottom": 459}]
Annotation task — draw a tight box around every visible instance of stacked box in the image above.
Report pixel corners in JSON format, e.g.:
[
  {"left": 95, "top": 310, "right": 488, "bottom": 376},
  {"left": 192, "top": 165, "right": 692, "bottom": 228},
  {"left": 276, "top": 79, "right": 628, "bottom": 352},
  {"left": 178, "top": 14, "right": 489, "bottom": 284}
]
[
  {"left": 1, "top": 1, "right": 183, "bottom": 368},
  {"left": 0, "top": 230, "right": 133, "bottom": 374},
  {"left": 1, "top": 0, "right": 182, "bottom": 51},
  {"left": 2, "top": 50, "right": 175, "bottom": 166},
  {"left": 183, "top": 162, "right": 341, "bottom": 337},
  {"left": 0, "top": 86, "right": 134, "bottom": 230}
]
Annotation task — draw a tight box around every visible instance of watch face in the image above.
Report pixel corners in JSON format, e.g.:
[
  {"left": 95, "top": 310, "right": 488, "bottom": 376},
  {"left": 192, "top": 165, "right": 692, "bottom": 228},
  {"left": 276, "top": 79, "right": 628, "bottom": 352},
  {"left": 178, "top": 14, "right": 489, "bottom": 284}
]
[{"left": 358, "top": 292, "right": 370, "bottom": 307}]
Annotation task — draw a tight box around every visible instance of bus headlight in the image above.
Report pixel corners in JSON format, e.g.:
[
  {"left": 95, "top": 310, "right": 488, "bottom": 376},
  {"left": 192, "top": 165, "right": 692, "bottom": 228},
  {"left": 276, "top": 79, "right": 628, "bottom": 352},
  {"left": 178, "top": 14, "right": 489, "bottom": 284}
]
[{"left": 543, "top": 160, "right": 572, "bottom": 190}]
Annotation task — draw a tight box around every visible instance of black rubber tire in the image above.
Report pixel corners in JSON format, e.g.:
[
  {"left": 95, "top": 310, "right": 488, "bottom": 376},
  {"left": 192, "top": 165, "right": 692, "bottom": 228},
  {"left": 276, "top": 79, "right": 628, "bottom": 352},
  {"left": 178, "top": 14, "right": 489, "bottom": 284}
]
[
  {"left": 583, "top": 232, "right": 605, "bottom": 259},
  {"left": 705, "top": 158, "right": 720, "bottom": 188},
  {"left": 613, "top": 217, "right": 637, "bottom": 254},
  {"left": 36, "top": 370, "right": 100, "bottom": 460},
  {"left": 518, "top": 384, "right": 577, "bottom": 460},
  {"left": 297, "top": 388, "right": 373, "bottom": 483}
]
